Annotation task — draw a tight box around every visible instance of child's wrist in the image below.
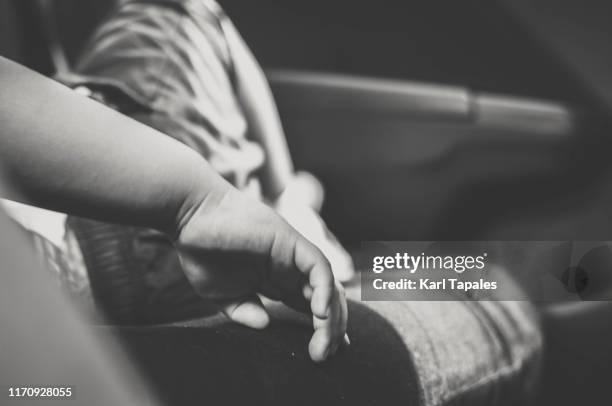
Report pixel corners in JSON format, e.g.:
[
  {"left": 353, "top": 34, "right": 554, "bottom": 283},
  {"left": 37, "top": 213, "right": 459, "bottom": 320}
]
[{"left": 166, "top": 153, "right": 233, "bottom": 241}]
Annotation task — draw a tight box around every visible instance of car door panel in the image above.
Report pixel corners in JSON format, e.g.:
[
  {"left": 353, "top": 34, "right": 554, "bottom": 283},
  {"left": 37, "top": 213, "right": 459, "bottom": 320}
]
[{"left": 269, "top": 70, "right": 578, "bottom": 241}]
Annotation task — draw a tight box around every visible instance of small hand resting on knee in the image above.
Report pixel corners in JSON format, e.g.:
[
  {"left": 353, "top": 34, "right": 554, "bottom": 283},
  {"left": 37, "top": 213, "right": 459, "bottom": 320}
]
[
  {"left": 176, "top": 185, "right": 348, "bottom": 362},
  {"left": 0, "top": 56, "right": 347, "bottom": 362}
]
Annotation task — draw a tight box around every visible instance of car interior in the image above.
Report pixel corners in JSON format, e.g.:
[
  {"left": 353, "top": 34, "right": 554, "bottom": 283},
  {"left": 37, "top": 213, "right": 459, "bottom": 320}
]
[{"left": 2, "top": 0, "right": 612, "bottom": 405}]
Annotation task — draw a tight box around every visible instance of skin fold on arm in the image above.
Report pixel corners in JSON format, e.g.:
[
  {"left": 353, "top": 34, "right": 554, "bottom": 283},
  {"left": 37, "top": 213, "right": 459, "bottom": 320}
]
[{"left": 0, "top": 56, "right": 347, "bottom": 362}]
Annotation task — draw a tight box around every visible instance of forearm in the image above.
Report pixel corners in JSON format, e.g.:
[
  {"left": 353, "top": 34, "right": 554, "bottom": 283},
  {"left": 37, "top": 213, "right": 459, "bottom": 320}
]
[
  {"left": 224, "top": 22, "right": 294, "bottom": 200},
  {"left": 0, "top": 57, "right": 229, "bottom": 236}
]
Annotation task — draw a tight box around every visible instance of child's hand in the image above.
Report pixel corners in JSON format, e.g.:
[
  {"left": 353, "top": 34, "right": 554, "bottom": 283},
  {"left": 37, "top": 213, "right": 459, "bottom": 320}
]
[
  {"left": 274, "top": 172, "right": 356, "bottom": 282},
  {"left": 275, "top": 201, "right": 356, "bottom": 283},
  {"left": 175, "top": 186, "right": 348, "bottom": 362}
]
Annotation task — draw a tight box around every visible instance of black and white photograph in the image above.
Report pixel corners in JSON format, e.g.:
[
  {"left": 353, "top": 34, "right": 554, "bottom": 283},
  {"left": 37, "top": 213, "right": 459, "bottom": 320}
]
[{"left": 1, "top": 0, "right": 612, "bottom": 405}]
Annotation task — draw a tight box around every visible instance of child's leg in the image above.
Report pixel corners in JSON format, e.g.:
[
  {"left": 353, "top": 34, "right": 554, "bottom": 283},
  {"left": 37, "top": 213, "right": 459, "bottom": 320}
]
[{"left": 112, "top": 298, "right": 541, "bottom": 406}]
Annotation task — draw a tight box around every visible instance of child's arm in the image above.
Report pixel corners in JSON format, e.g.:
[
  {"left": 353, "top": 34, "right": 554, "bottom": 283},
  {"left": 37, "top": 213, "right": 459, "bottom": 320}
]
[
  {"left": 0, "top": 56, "right": 210, "bottom": 235},
  {"left": 0, "top": 57, "right": 346, "bottom": 361}
]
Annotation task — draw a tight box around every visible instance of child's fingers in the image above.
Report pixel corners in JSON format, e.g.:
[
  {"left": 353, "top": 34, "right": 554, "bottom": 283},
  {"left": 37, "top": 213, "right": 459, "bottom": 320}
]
[
  {"left": 330, "top": 282, "right": 348, "bottom": 355},
  {"left": 303, "top": 284, "right": 313, "bottom": 300},
  {"left": 309, "top": 321, "right": 332, "bottom": 362},
  {"left": 271, "top": 223, "right": 347, "bottom": 362},
  {"left": 309, "top": 282, "right": 347, "bottom": 362},
  {"left": 309, "top": 297, "right": 336, "bottom": 362},
  {"left": 216, "top": 294, "right": 270, "bottom": 330},
  {"left": 330, "top": 283, "right": 349, "bottom": 356},
  {"left": 311, "top": 282, "right": 333, "bottom": 319},
  {"left": 292, "top": 237, "right": 334, "bottom": 319}
]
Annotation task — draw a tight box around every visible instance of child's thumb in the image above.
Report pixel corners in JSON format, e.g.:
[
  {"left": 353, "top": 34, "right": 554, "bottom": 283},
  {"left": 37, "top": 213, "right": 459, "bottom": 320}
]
[{"left": 217, "top": 295, "right": 270, "bottom": 329}]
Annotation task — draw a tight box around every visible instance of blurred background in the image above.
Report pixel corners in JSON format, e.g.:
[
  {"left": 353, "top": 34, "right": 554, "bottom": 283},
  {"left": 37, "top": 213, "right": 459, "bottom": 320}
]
[{"left": 3, "top": 0, "right": 612, "bottom": 243}]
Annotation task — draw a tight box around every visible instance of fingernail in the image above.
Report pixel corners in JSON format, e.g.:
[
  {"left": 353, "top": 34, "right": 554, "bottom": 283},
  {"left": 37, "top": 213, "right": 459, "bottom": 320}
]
[{"left": 343, "top": 334, "right": 351, "bottom": 346}]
